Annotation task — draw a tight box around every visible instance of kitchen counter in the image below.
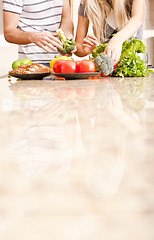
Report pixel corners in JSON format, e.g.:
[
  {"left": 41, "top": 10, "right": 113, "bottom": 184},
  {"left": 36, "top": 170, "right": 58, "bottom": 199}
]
[{"left": 0, "top": 69, "right": 154, "bottom": 240}]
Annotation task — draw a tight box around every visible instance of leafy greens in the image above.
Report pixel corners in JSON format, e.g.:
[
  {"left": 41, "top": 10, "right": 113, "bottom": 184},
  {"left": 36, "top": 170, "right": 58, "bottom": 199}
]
[{"left": 91, "top": 38, "right": 153, "bottom": 77}]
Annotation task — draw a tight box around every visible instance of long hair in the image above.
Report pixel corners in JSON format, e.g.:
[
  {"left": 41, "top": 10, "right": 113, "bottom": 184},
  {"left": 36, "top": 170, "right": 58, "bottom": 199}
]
[{"left": 83, "top": 0, "right": 131, "bottom": 43}]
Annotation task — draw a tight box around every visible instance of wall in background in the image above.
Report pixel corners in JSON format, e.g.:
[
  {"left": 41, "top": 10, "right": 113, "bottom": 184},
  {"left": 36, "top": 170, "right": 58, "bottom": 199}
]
[
  {"left": 0, "top": 1, "right": 20, "bottom": 69},
  {"left": 144, "top": 0, "right": 154, "bottom": 66}
]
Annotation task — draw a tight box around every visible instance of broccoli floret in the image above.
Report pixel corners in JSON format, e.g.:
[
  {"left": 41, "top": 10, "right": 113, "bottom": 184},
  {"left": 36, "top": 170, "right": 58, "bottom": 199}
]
[
  {"left": 91, "top": 43, "right": 108, "bottom": 58},
  {"left": 94, "top": 52, "right": 114, "bottom": 76},
  {"left": 57, "top": 28, "right": 76, "bottom": 55},
  {"left": 99, "top": 53, "right": 114, "bottom": 66},
  {"left": 100, "top": 62, "right": 114, "bottom": 76},
  {"left": 100, "top": 62, "right": 110, "bottom": 76},
  {"left": 94, "top": 55, "right": 102, "bottom": 67}
]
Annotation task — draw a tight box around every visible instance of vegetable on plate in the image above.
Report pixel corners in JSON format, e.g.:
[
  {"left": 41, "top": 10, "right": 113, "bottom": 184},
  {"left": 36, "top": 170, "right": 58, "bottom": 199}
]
[
  {"left": 77, "top": 60, "right": 96, "bottom": 73},
  {"left": 53, "top": 59, "right": 96, "bottom": 74},
  {"left": 50, "top": 55, "right": 69, "bottom": 70},
  {"left": 61, "top": 60, "right": 77, "bottom": 73},
  {"left": 53, "top": 59, "right": 68, "bottom": 73}
]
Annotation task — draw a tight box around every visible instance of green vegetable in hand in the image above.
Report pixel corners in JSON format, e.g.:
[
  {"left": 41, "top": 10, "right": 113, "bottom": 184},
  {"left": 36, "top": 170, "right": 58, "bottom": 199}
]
[
  {"left": 112, "top": 38, "right": 152, "bottom": 77},
  {"left": 92, "top": 37, "right": 152, "bottom": 77},
  {"left": 57, "top": 28, "right": 76, "bottom": 55},
  {"left": 12, "top": 58, "right": 32, "bottom": 69},
  {"left": 94, "top": 52, "right": 114, "bottom": 76},
  {"left": 112, "top": 52, "right": 150, "bottom": 77}
]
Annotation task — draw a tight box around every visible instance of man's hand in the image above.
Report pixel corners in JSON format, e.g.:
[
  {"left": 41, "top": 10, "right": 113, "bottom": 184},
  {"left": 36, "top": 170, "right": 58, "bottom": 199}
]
[
  {"left": 3, "top": 11, "right": 62, "bottom": 52},
  {"left": 30, "top": 32, "right": 63, "bottom": 52}
]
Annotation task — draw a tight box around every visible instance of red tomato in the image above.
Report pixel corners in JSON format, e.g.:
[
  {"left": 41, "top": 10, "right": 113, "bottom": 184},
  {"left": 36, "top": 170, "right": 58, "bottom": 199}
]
[
  {"left": 77, "top": 60, "right": 95, "bottom": 73},
  {"left": 53, "top": 59, "right": 67, "bottom": 73},
  {"left": 75, "top": 61, "right": 81, "bottom": 72},
  {"left": 61, "top": 60, "right": 77, "bottom": 73}
]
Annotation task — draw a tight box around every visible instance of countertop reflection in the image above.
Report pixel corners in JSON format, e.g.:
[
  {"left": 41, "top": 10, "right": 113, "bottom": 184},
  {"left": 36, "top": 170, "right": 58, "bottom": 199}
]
[{"left": 0, "top": 70, "right": 154, "bottom": 240}]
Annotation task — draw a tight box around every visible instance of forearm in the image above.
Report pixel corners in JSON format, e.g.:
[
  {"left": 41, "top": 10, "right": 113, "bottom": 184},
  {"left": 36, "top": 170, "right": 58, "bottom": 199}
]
[
  {"left": 75, "top": 15, "right": 90, "bottom": 57},
  {"left": 3, "top": 11, "right": 33, "bottom": 45},
  {"left": 116, "top": 0, "right": 145, "bottom": 43},
  {"left": 4, "top": 28, "right": 33, "bottom": 45},
  {"left": 60, "top": 20, "right": 74, "bottom": 39},
  {"left": 115, "top": 16, "right": 144, "bottom": 43},
  {"left": 74, "top": 43, "right": 85, "bottom": 57},
  {"left": 105, "top": 15, "right": 144, "bottom": 63},
  {"left": 60, "top": 0, "right": 74, "bottom": 39},
  {"left": 75, "top": 35, "right": 98, "bottom": 57}
]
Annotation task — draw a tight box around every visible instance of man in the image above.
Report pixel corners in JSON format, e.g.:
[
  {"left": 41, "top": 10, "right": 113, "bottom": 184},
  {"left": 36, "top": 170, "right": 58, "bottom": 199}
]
[{"left": 3, "top": 0, "right": 74, "bottom": 65}]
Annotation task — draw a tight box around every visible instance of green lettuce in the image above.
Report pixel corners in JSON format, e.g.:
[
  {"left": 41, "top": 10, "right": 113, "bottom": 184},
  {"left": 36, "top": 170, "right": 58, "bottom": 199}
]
[{"left": 91, "top": 38, "right": 153, "bottom": 77}]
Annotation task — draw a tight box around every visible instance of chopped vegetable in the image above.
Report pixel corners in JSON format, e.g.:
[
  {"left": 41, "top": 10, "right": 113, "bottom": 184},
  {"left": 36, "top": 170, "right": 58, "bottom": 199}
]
[{"left": 57, "top": 28, "right": 76, "bottom": 55}]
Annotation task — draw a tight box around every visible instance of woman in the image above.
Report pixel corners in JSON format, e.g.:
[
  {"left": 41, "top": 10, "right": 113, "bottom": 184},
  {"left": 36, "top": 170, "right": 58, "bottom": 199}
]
[{"left": 75, "top": 0, "right": 145, "bottom": 64}]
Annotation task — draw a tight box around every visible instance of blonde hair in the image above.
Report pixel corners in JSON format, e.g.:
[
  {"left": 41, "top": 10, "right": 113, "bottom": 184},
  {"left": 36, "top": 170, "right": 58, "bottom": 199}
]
[{"left": 83, "top": 0, "right": 131, "bottom": 43}]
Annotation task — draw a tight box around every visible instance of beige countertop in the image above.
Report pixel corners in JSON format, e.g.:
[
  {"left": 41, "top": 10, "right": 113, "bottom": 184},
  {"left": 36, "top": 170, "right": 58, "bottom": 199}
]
[{"left": 0, "top": 69, "right": 154, "bottom": 240}]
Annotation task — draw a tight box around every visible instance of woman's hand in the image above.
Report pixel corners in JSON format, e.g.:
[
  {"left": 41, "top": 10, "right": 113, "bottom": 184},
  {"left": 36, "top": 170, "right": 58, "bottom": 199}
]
[
  {"left": 104, "top": 34, "right": 123, "bottom": 65},
  {"left": 31, "top": 32, "right": 63, "bottom": 52},
  {"left": 82, "top": 35, "right": 98, "bottom": 55}
]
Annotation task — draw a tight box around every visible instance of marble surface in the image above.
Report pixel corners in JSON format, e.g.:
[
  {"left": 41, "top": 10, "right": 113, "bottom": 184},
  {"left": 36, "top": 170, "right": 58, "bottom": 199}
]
[{"left": 0, "top": 68, "right": 154, "bottom": 240}]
